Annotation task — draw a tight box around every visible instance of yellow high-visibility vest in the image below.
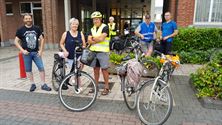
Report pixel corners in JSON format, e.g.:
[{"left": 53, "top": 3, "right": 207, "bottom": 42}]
[
  {"left": 90, "top": 23, "right": 110, "bottom": 52},
  {"left": 108, "top": 23, "right": 117, "bottom": 36}
]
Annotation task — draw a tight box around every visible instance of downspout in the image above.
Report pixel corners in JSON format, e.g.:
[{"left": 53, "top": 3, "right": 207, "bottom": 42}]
[{"left": 175, "top": 0, "right": 178, "bottom": 22}]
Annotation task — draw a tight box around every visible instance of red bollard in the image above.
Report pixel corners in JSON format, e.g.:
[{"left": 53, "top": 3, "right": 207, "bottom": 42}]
[{"left": 19, "top": 52, "right": 27, "bottom": 78}]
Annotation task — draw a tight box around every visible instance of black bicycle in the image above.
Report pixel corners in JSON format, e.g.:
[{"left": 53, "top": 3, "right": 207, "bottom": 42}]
[
  {"left": 58, "top": 44, "right": 97, "bottom": 112},
  {"left": 52, "top": 50, "right": 66, "bottom": 91}
]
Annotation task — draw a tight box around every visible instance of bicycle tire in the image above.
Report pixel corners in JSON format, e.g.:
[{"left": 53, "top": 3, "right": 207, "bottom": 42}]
[
  {"left": 137, "top": 79, "right": 173, "bottom": 125},
  {"left": 59, "top": 71, "right": 97, "bottom": 112},
  {"left": 123, "top": 77, "right": 137, "bottom": 110},
  {"left": 52, "top": 62, "right": 65, "bottom": 91}
]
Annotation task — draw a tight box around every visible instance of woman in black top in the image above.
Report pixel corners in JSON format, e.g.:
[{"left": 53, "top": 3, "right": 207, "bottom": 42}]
[{"left": 60, "top": 18, "right": 86, "bottom": 68}]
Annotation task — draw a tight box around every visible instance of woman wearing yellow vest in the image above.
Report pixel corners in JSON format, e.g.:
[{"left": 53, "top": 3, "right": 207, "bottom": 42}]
[
  {"left": 88, "top": 11, "right": 110, "bottom": 95},
  {"left": 108, "top": 16, "right": 117, "bottom": 38}
]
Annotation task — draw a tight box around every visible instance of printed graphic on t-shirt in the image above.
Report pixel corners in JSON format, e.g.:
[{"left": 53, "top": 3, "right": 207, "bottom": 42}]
[{"left": 24, "top": 31, "right": 37, "bottom": 49}]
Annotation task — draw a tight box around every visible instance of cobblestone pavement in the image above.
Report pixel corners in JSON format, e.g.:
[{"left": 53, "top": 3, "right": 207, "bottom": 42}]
[
  {"left": 0, "top": 47, "right": 221, "bottom": 125},
  {"left": 0, "top": 76, "right": 221, "bottom": 125}
]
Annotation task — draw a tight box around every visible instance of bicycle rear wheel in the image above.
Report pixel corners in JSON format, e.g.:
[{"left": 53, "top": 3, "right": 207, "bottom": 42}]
[
  {"left": 137, "top": 79, "right": 173, "bottom": 125},
  {"left": 123, "top": 78, "right": 137, "bottom": 110},
  {"left": 59, "top": 71, "right": 97, "bottom": 112},
  {"left": 52, "top": 62, "right": 65, "bottom": 91}
]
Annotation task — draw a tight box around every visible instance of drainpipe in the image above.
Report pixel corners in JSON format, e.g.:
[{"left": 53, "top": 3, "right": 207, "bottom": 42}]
[
  {"left": 175, "top": 0, "right": 178, "bottom": 22},
  {"left": 64, "top": 0, "right": 71, "bottom": 31}
]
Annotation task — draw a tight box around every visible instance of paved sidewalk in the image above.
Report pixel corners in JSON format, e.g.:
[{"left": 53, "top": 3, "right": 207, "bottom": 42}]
[
  {"left": 0, "top": 47, "right": 221, "bottom": 125},
  {"left": 0, "top": 76, "right": 221, "bottom": 125}
]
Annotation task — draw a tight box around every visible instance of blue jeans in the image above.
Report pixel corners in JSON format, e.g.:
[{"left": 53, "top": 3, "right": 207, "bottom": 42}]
[{"left": 23, "top": 52, "right": 45, "bottom": 72}]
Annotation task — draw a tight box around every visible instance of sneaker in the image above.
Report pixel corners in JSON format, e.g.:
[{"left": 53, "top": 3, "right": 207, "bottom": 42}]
[
  {"left": 41, "top": 84, "right": 52, "bottom": 91},
  {"left": 30, "top": 84, "right": 36, "bottom": 92}
]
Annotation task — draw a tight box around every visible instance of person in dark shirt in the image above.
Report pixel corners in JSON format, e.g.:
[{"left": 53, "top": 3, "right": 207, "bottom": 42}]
[
  {"left": 59, "top": 17, "right": 86, "bottom": 90},
  {"left": 88, "top": 11, "right": 110, "bottom": 95},
  {"left": 60, "top": 17, "right": 86, "bottom": 67},
  {"left": 14, "top": 13, "right": 51, "bottom": 92}
]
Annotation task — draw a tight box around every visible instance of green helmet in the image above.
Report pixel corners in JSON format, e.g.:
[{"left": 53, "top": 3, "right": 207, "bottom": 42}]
[{"left": 91, "top": 11, "right": 102, "bottom": 19}]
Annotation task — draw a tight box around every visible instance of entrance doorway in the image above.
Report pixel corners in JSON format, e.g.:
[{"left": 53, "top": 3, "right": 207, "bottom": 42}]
[{"left": 109, "top": 0, "right": 150, "bottom": 34}]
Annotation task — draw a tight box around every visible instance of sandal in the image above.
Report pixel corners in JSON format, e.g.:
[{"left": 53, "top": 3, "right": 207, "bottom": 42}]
[{"left": 101, "top": 88, "right": 110, "bottom": 95}]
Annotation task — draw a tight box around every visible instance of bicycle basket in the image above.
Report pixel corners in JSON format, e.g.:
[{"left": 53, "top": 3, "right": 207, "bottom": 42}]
[
  {"left": 80, "top": 48, "right": 96, "bottom": 66},
  {"left": 160, "top": 55, "right": 180, "bottom": 67}
]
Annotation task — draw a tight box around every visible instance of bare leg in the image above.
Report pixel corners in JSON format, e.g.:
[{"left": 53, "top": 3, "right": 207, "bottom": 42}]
[
  {"left": 27, "top": 72, "right": 34, "bottom": 84},
  {"left": 94, "top": 67, "right": 100, "bottom": 85},
  {"left": 102, "top": 69, "right": 109, "bottom": 89},
  {"left": 39, "top": 71, "right": 45, "bottom": 85},
  {"left": 146, "top": 46, "right": 153, "bottom": 57}
]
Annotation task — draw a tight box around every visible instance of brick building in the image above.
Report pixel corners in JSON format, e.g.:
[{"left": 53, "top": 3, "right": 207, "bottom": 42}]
[{"left": 0, "top": 0, "right": 221, "bottom": 48}]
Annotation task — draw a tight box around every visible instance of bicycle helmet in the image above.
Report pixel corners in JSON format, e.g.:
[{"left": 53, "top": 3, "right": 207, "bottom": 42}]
[{"left": 91, "top": 11, "right": 102, "bottom": 19}]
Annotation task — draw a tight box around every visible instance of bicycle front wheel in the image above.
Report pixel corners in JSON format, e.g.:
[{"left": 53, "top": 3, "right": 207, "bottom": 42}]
[
  {"left": 137, "top": 79, "right": 173, "bottom": 125},
  {"left": 59, "top": 71, "right": 97, "bottom": 112}
]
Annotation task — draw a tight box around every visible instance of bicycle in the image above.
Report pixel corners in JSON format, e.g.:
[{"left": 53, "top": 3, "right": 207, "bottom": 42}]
[
  {"left": 116, "top": 37, "right": 160, "bottom": 110},
  {"left": 58, "top": 44, "right": 97, "bottom": 112},
  {"left": 110, "top": 34, "right": 135, "bottom": 55},
  {"left": 136, "top": 50, "right": 180, "bottom": 125},
  {"left": 52, "top": 50, "right": 66, "bottom": 91}
]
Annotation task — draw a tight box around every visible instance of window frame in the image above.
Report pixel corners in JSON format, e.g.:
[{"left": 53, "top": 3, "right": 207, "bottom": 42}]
[
  {"left": 6, "top": 2, "right": 13, "bottom": 16},
  {"left": 193, "top": 0, "right": 222, "bottom": 25},
  {"left": 20, "top": 2, "right": 32, "bottom": 15}
]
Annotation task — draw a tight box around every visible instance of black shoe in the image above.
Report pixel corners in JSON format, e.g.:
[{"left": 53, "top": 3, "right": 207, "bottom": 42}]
[
  {"left": 41, "top": 84, "right": 52, "bottom": 91},
  {"left": 30, "top": 84, "right": 36, "bottom": 92}
]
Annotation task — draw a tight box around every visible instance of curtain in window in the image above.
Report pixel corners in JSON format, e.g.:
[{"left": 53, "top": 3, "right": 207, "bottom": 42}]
[
  {"left": 195, "top": 0, "right": 211, "bottom": 22},
  {"left": 211, "top": 0, "right": 222, "bottom": 22}
]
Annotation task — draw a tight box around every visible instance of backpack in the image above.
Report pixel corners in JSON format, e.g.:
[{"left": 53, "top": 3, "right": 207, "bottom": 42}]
[{"left": 126, "top": 59, "right": 143, "bottom": 88}]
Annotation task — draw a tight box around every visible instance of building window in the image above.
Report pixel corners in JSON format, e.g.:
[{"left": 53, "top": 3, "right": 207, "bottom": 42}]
[
  {"left": 211, "top": 0, "right": 222, "bottom": 22},
  {"left": 195, "top": 0, "right": 222, "bottom": 23},
  {"left": 20, "top": 2, "right": 31, "bottom": 14},
  {"left": 6, "top": 2, "right": 13, "bottom": 15}
]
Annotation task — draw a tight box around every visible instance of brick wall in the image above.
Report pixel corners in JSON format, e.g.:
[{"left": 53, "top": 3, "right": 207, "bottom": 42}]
[
  {"left": 166, "top": 0, "right": 195, "bottom": 27},
  {"left": 176, "top": 0, "right": 195, "bottom": 27},
  {"left": 0, "top": 0, "right": 65, "bottom": 48}
]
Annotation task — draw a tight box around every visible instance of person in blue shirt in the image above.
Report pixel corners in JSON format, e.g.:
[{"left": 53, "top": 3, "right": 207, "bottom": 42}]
[
  {"left": 135, "top": 14, "right": 158, "bottom": 56},
  {"left": 160, "top": 12, "right": 178, "bottom": 54}
]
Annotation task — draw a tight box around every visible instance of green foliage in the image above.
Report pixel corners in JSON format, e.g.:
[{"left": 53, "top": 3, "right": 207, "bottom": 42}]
[
  {"left": 177, "top": 50, "right": 212, "bottom": 64},
  {"left": 191, "top": 62, "right": 222, "bottom": 99},
  {"left": 172, "top": 28, "right": 222, "bottom": 64},
  {"left": 109, "top": 52, "right": 127, "bottom": 65},
  {"left": 173, "top": 28, "right": 222, "bottom": 52}
]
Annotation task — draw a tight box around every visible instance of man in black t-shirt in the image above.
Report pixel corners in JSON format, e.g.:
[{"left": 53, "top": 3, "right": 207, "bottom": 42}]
[{"left": 14, "top": 13, "right": 51, "bottom": 92}]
